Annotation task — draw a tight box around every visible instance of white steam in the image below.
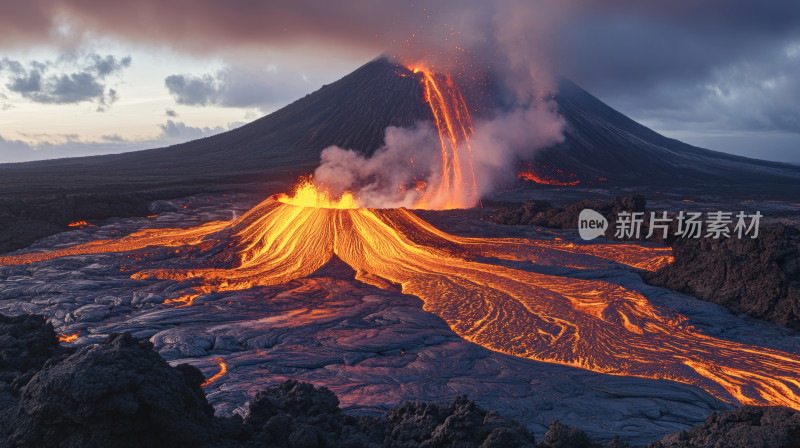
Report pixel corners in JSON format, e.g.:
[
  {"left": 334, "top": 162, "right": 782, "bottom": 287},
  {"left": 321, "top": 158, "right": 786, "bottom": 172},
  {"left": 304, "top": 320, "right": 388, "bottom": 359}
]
[
  {"left": 314, "top": 124, "right": 441, "bottom": 208},
  {"left": 313, "top": 101, "right": 565, "bottom": 209}
]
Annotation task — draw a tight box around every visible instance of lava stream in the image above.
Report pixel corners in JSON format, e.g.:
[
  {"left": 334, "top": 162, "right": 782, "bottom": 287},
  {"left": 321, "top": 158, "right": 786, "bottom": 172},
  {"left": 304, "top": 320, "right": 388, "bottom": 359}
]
[
  {"left": 3, "top": 193, "right": 800, "bottom": 410},
  {"left": 409, "top": 66, "right": 478, "bottom": 210}
]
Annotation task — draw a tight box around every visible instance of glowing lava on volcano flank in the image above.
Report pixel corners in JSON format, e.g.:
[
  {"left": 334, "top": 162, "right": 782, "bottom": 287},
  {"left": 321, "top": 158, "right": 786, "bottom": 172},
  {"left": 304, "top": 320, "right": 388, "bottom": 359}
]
[
  {"left": 409, "top": 66, "right": 478, "bottom": 209},
  {"left": 518, "top": 162, "right": 581, "bottom": 186},
  {"left": 2, "top": 67, "right": 800, "bottom": 412}
]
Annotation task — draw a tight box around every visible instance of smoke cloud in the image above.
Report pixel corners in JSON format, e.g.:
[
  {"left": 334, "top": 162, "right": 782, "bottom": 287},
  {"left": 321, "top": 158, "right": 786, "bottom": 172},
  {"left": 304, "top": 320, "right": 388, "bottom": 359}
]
[
  {"left": 313, "top": 100, "right": 565, "bottom": 209},
  {"left": 314, "top": 124, "right": 441, "bottom": 208}
]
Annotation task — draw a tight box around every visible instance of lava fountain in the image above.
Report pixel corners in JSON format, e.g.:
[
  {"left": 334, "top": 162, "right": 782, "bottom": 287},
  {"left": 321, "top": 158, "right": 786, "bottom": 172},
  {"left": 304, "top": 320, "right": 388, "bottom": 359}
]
[{"left": 2, "top": 67, "right": 800, "bottom": 411}]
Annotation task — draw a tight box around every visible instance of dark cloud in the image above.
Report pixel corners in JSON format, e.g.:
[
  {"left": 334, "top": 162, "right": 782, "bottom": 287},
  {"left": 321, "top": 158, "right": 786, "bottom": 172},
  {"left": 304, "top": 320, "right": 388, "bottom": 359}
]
[
  {"left": 0, "top": 52, "right": 131, "bottom": 110},
  {"left": 165, "top": 66, "right": 314, "bottom": 110},
  {"left": 164, "top": 73, "right": 221, "bottom": 106},
  {"left": 165, "top": 108, "right": 178, "bottom": 117},
  {"left": 0, "top": 0, "right": 798, "bottom": 159}
]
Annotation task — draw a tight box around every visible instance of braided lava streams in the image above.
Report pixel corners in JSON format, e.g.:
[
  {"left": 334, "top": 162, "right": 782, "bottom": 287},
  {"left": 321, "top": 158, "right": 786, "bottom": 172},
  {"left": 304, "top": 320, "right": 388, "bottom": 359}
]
[{"left": 3, "top": 191, "right": 800, "bottom": 410}]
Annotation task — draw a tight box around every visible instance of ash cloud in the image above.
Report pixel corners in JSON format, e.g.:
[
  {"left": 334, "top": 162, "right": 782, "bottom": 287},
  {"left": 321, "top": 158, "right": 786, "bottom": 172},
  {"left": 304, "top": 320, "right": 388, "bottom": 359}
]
[{"left": 0, "top": 52, "right": 130, "bottom": 111}]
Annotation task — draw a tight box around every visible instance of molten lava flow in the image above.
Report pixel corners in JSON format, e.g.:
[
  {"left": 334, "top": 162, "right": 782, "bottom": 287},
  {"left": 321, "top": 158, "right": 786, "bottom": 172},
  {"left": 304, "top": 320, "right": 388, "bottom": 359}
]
[
  {"left": 408, "top": 66, "right": 478, "bottom": 210},
  {"left": 518, "top": 162, "right": 581, "bottom": 186},
  {"left": 201, "top": 358, "right": 227, "bottom": 387},
  {"left": 67, "top": 221, "right": 91, "bottom": 227},
  {"left": 5, "top": 195, "right": 800, "bottom": 410},
  {"left": 58, "top": 331, "right": 80, "bottom": 343}
]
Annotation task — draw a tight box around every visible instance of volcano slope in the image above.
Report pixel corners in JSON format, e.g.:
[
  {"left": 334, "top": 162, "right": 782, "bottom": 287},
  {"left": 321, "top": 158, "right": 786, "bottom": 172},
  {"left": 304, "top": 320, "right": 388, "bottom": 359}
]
[
  {"left": 2, "top": 57, "right": 800, "bottom": 254},
  {"left": 3, "top": 192, "right": 800, "bottom": 444}
]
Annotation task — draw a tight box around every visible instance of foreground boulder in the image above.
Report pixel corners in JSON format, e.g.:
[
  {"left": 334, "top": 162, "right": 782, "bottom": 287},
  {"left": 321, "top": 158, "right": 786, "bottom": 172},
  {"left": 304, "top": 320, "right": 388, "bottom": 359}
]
[
  {"left": 648, "top": 406, "right": 800, "bottom": 448},
  {"left": 0, "top": 314, "right": 70, "bottom": 388},
  {"left": 3, "top": 331, "right": 218, "bottom": 448}
]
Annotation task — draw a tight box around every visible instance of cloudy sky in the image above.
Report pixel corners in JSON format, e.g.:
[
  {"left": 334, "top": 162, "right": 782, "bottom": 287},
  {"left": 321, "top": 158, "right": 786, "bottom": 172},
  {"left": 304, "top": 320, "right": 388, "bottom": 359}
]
[{"left": 0, "top": 0, "right": 798, "bottom": 164}]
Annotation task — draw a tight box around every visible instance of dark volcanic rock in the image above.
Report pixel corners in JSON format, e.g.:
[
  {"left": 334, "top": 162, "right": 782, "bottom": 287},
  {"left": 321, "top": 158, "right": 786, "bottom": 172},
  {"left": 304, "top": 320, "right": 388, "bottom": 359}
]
[
  {"left": 644, "top": 224, "right": 800, "bottom": 330},
  {"left": 647, "top": 406, "right": 800, "bottom": 448},
  {"left": 489, "top": 194, "right": 666, "bottom": 242},
  {"left": 0, "top": 190, "right": 194, "bottom": 254},
  {"left": 241, "top": 380, "right": 378, "bottom": 447},
  {"left": 0, "top": 315, "right": 624, "bottom": 448},
  {"left": 382, "top": 395, "right": 537, "bottom": 448},
  {"left": 4, "top": 333, "right": 218, "bottom": 448},
  {"left": 490, "top": 195, "right": 646, "bottom": 230},
  {"left": 0, "top": 314, "right": 66, "bottom": 384}
]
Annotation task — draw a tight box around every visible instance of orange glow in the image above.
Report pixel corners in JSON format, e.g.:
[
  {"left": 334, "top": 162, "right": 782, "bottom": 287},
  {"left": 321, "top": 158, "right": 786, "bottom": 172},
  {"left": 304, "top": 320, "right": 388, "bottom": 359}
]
[
  {"left": 409, "top": 65, "right": 478, "bottom": 209},
  {"left": 164, "top": 293, "right": 201, "bottom": 308},
  {"left": 201, "top": 358, "right": 227, "bottom": 387},
  {"left": 4, "top": 195, "right": 800, "bottom": 410},
  {"left": 58, "top": 331, "right": 80, "bottom": 342},
  {"left": 276, "top": 177, "right": 360, "bottom": 209},
  {"left": 67, "top": 221, "right": 90, "bottom": 227},
  {"left": 518, "top": 162, "right": 581, "bottom": 186}
]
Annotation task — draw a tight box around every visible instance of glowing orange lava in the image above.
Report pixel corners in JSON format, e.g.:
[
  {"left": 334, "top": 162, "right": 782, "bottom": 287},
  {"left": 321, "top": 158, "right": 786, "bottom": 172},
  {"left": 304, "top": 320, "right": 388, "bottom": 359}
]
[
  {"left": 276, "top": 177, "right": 359, "bottom": 209},
  {"left": 4, "top": 195, "right": 800, "bottom": 410},
  {"left": 67, "top": 221, "right": 91, "bottom": 227},
  {"left": 201, "top": 358, "right": 227, "bottom": 387},
  {"left": 405, "top": 65, "right": 477, "bottom": 209},
  {"left": 58, "top": 331, "right": 80, "bottom": 343},
  {"left": 518, "top": 162, "right": 581, "bottom": 186}
]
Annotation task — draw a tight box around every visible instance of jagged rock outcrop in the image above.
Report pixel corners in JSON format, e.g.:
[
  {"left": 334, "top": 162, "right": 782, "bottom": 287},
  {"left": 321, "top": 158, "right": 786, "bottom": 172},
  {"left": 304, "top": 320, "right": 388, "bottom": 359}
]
[
  {"left": 0, "top": 314, "right": 71, "bottom": 389},
  {"left": 488, "top": 195, "right": 665, "bottom": 242},
  {"left": 644, "top": 224, "right": 800, "bottom": 330},
  {"left": 647, "top": 406, "right": 800, "bottom": 448},
  {"left": 3, "top": 331, "right": 219, "bottom": 448},
  {"left": 0, "top": 315, "right": 581, "bottom": 448}
]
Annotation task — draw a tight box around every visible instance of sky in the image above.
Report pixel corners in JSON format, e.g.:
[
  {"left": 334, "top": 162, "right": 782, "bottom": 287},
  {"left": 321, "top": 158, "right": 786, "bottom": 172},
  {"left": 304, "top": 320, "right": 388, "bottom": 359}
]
[{"left": 0, "top": 0, "right": 798, "bottom": 164}]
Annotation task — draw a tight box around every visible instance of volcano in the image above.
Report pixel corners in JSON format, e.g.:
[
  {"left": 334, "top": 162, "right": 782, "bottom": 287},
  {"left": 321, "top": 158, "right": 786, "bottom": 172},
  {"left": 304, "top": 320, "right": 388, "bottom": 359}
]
[{"left": 1, "top": 58, "right": 798, "bottom": 200}]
